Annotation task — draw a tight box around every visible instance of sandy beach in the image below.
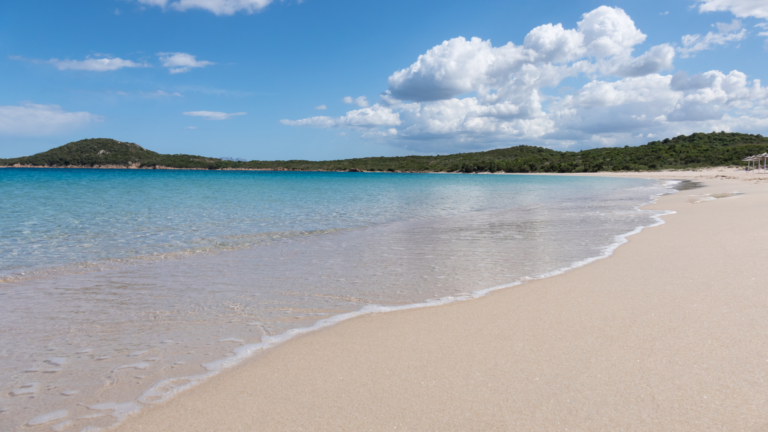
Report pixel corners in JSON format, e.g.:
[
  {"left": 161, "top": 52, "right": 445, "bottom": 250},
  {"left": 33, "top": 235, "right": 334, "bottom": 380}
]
[{"left": 113, "top": 168, "right": 768, "bottom": 431}]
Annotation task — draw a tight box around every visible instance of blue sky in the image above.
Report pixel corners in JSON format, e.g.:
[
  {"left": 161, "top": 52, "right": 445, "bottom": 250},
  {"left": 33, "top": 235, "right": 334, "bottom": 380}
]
[{"left": 1, "top": 0, "right": 767, "bottom": 160}]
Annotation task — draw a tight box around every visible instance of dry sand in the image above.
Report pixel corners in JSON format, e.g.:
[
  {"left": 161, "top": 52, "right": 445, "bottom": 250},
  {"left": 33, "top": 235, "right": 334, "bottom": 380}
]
[{"left": 116, "top": 169, "right": 768, "bottom": 431}]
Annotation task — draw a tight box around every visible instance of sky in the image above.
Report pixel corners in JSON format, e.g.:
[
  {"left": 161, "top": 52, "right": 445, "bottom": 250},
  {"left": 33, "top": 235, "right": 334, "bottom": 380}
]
[{"left": 1, "top": 0, "right": 767, "bottom": 160}]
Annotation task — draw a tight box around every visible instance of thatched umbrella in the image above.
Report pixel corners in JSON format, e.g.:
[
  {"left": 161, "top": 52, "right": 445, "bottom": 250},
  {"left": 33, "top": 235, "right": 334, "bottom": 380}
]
[
  {"left": 745, "top": 153, "right": 768, "bottom": 173},
  {"left": 744, "top": 155, "right": 762, "bottom": 172}
]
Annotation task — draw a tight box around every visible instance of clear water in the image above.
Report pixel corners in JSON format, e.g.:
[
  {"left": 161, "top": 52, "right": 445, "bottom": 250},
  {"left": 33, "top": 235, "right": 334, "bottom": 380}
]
[{"left": 0, "top": 169, "right": 673, "bottom": 431}]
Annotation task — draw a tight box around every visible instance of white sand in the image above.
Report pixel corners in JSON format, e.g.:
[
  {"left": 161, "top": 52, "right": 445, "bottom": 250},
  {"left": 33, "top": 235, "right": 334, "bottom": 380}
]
[{"left": 115, "top": 170, "right": 768, "bottom": 431}]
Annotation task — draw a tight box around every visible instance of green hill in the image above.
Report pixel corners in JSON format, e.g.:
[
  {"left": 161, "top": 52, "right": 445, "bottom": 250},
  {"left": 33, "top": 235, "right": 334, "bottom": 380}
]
[
  {"left": 1, "top": 132, "right": 767, "bottom": 173},
  {"left": 0, "top": 138, "right": 223, "bottom": 169}
]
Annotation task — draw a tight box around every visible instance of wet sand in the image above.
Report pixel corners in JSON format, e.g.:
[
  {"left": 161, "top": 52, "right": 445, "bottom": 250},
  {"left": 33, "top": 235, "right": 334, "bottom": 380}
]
[{"left": 114, "top": 168, "right": 768, "bottom": 431}]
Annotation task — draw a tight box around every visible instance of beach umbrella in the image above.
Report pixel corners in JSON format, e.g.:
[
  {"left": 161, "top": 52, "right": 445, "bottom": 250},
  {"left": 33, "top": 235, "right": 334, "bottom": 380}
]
[{"left": 744, "top": 155, "right": 758, "bottom": 172}]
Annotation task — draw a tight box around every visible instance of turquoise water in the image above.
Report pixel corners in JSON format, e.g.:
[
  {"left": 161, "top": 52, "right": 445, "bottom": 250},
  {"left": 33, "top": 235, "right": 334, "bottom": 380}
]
[
  {"left": 0, "top": 169, "right": 673, "bottom": 431},
  {"left": 2, "top": 169, "right": 657, "bottom": 279}
]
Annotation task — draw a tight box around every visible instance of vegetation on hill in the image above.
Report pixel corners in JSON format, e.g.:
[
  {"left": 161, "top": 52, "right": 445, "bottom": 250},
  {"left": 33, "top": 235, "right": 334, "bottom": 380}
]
[
  {"left": 0, "top": 138, "right": 223, "bottom": 169},
  {"left": 1, "top": 132, "right": 767, "bottom": 173}
]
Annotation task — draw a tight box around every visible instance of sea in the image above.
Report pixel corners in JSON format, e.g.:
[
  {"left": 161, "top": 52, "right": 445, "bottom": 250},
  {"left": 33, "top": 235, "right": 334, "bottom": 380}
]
[{"left": 0, "top": 169, "right": 676, "bottom": 431}]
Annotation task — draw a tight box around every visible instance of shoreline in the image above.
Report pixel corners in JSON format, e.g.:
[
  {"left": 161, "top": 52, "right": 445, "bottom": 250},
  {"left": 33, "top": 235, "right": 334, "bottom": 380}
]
[
  {"left": 1, "top": 164, "right": 762, "bottom": 176},
  {"left": 7, "top": 174, "right": 671, "bottom": 432},
  {"left": 109, "top": 171, "right": 768, "bottom": 431}
]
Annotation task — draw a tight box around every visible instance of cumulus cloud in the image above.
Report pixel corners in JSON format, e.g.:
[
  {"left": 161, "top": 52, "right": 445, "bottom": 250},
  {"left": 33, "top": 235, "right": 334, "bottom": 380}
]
[
  {"left": 578, "top": 6, "right": 647, "bottom": 58},
  {"left": 137, "top": 0, "right": 272, "bottom": 15},
  {"left": 611, "top": 44, "right": 675, "bottom": 77},
  {"left": 282, "top": 6, "right": 768, "bottom": 151},
  {"left": 342, "top": 96, "right": 370, "bottom": 107},
  {"left": 0, "top": 103, "right": 101, "bottom": 136},
  {"left": 550, "top": 69, "right": 767, "bottom": 137},
  {"left": 48, "top": 57, "right": 149, "bottom": 71},
  {"left": 157, "top": 52, "right": 214, "bottom": 74},
  {"left": 679, "top": 20, "right": 746, "bottom": 58},
  {"left": 183, "top": 111, "right": 246, "bottom": 120},
  {"left": 386, "top": 7, "right": 663, "bottom": 103},
  {"left": 315, "top": 105, "right": 327, "bottom": 110}
]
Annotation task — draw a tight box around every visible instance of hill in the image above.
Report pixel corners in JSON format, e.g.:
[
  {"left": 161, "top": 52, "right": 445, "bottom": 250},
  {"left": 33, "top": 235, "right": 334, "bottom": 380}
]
[
  {"left": 0, "top": 138, "right": 223, "bottom": 169},
  {"left": 1, "top": 132, "right": 767, "bottom": 173}
]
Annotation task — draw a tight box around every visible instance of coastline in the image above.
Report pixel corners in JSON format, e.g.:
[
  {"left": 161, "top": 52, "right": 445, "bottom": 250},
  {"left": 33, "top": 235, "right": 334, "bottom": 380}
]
[
  {"left": 0, "top": 164, "right": 760, "bottom": 177},
  {"left": 107, "top": 170, "right": 768, "bottom": 431}
]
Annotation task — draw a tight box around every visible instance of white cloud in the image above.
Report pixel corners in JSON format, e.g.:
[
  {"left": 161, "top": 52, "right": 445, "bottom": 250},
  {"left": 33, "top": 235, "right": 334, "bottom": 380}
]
[
  {"left": 342, "top": 96, "right": 369, "bottom": 107},
  {"left": 138, "top": 0, "right": 168, "bottom": 5},
  {"left": 49, "top": 57, "right": 149, "bottom": 71},
  {"left": 315, "top": 105, "right": 327, "bottom": 110},
  {"left": 141, "top": 90, "right": 184, "bottom": 97},
  {"left": 183, "top": 111, "right": 246, "bottom": 120},
  {"left": 137, "top": 0, "right": 272, "bottom": 15},
  {"left": 549, "top": 69, "right": 768, "bottom": 136},
  {"left": 387, "top": 36, "right": 508, "bottom": 102},
  {"left": 157, "top": 52, "right": 214, "bottom": 74},
  {"left": 386, "top": 7, "right": 658, "bottom": 103},
  {"left": 697, "top": 0, "right": 768, "bottom": 19},
  {"left": 281, "top": 104, "right": 400, "bottom": 128},
  {"left": 757, "top": 22, "right": 768, "bottom": 37},
  {"left": 610, "top": 44, "right": 675, "bottom": 77},
  {"left": 0, "top": 103, "right": 101, "bottom": 136},
  {"left": 577, "top": 6, "right": 647, "bottom": 58},
  {"left": 679, "top": 20, "right": 747, "bottom": 57},
  {"left": 186, "top": 126, "right": 198, "bottom": 129},
  {"left": 282, "top": 6, "right": 768, "bottom": 152}
]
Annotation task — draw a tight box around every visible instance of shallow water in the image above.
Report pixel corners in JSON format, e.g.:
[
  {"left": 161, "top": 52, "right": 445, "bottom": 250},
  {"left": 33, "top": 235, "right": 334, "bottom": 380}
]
[{"left": 0, "top": 170, "right": 673, "bottom": 431}]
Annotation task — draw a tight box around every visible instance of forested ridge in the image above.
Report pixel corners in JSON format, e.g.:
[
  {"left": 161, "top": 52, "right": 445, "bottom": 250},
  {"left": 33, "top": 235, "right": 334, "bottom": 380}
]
[{"left": 2, "top": 132, "right": 766, "bottom": 173}]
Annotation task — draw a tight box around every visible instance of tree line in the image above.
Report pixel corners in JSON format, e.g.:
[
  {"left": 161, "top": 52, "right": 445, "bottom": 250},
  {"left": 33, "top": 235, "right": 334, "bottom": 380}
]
[{"left": 2, "top": 132, "right": 767, "bottom": 173}]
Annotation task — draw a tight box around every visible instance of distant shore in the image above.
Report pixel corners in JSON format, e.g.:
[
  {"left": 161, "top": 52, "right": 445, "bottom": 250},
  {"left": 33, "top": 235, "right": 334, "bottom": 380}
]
[
  {"left": 112, "top": 169, "right": 768, "bottom": 431},
  {"left": 0, "top": 164, "right": 756, "bottom": 177},
  {"left": 4, "top": 133, "right": 767, "bottom": 174},
  {"left": 0, "top": 164, "right": 402, "bottom": 172}
]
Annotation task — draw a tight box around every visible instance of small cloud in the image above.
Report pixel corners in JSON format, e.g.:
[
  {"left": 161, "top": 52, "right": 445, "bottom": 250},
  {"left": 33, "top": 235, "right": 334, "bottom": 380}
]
[
  {"left": 342, "top": 96, "right": 369, "bottom": 108},
  {"left": 115, "top": 8, "right": 121, "bottom": 15},
  {"left": 697, "top": 0, "right": 768, "bottom": 20},
  {"left": 0, "top": 102, "right": 102, "bottom": 136},
  {"left": 660, "top": 11, "right": 669, "bottom": 15},
  {"left": 45, "top": 56, "right": 150, "bottom": 72},
  {"left": 141, "top": 90, "right": 184, "bottom": 97},
  {"left": 183, "top": 111, "right": 246, "bottom": 120},
  {"left": 315, "top": 105, "right": 327, "bottom": 110},
  {"left": 678, "top": 19, "right": 746, "bottom": 58},
  {"left": 136, "top": 0, "right": 273, "bottom": 15},
  {"left": 186, "top": 126, "right": 197, "bottom": 129},
  {"left": 157, "top": 52, "right": 214, "bottom": 74}
]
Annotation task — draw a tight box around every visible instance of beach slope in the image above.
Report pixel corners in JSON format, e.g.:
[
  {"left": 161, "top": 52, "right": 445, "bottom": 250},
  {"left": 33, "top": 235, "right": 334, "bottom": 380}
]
[{"left": 116, "top": 173, "right": 768, "bottom": 431}]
